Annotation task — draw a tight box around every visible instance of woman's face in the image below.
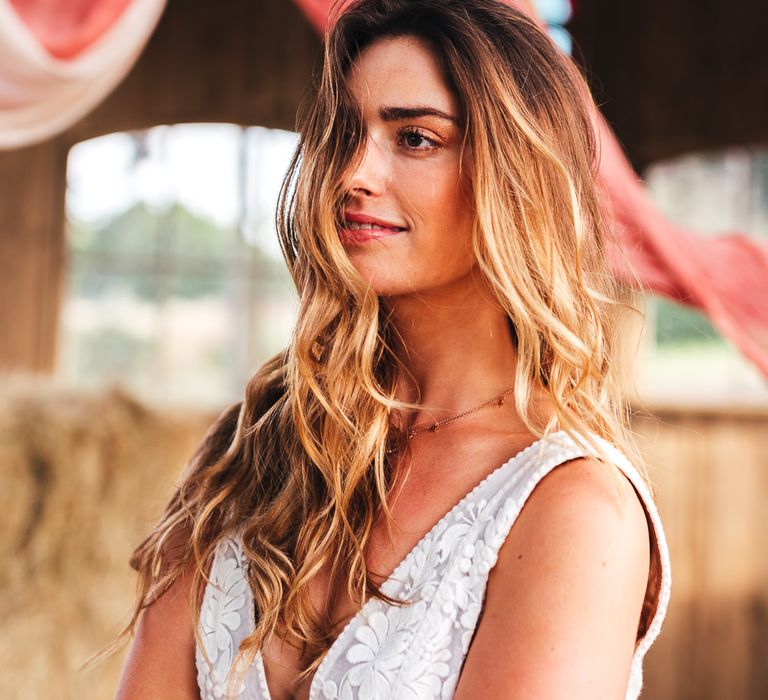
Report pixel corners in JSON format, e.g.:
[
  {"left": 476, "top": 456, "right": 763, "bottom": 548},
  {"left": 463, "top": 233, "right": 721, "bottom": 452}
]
[{"left": 339, "top": 34, "right": 476, "bottom": 298}]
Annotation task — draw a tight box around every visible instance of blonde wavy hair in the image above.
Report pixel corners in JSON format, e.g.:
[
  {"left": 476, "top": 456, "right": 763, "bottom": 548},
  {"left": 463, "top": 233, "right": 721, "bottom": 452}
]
[{"left": 91, "top": 0, "right": 660, "bottom": 695}]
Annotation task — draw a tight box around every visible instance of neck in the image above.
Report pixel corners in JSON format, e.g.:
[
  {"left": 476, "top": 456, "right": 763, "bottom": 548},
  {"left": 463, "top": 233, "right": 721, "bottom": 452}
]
[{"left": 383, "top": 270, "right": 519, "bottom": 419}]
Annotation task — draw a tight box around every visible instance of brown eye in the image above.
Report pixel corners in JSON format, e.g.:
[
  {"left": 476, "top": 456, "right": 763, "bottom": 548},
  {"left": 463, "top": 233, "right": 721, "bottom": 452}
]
[
  {"left": 397, "top": 127, "right": 438, "bottom": 152},
  {"left": 406, "top": 132, "right": 425, "bottom": 148}
]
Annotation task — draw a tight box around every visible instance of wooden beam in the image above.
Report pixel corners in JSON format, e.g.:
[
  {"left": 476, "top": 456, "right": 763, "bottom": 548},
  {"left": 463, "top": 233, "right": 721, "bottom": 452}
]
[{"left": 0, "top": 138, "right": 68, "bottom": 373}]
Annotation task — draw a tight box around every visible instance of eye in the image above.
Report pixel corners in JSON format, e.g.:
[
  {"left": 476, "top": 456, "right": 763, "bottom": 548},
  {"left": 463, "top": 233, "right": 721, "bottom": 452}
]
[{"left": 396, "top": 127, "right": 439, "bottom": 152}]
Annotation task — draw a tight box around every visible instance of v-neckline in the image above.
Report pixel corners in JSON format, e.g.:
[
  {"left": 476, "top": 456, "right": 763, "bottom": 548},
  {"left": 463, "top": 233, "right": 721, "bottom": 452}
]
[{"left": 245, "top": 429, "right": 569, "bottom": 700}]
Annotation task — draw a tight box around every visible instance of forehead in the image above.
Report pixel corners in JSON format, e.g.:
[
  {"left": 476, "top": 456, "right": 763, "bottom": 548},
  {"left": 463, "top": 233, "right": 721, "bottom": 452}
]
[{"left": 347, "top": 35, "right": 459, "bottom": 116}]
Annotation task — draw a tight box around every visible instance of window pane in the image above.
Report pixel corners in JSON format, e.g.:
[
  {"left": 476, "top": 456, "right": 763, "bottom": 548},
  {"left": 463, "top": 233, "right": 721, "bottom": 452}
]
[
  {"left": 59, "top": 124, "right": 298, "bottom": 408},
  {"left": 639, "top": 147, "right": 768, "bottom": 405}
]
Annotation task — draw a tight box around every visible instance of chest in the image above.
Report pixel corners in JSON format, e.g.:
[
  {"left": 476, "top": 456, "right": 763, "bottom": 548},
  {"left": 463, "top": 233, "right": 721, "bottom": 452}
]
[
  {"left": 257, "top": 497, "right": 454, "bottom": 698},
  {"left": 259, "top": 437, "right": 535, "bottom": 700}
]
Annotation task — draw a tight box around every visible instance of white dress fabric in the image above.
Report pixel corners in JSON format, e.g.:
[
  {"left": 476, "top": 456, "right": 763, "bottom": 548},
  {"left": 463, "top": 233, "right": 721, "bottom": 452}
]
[{"left": 196, "top": 430, "right": 672, "bottom": 700}]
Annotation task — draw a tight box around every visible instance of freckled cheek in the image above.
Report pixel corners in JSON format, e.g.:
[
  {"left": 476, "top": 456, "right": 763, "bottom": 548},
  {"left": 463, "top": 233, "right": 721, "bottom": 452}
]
[{"left": 413, "top": 182, "right": 460, "bottom": 232}]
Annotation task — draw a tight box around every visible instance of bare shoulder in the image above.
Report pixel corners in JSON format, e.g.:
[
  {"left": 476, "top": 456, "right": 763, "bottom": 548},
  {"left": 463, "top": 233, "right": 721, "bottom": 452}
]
[
  {"left": 453, "top": 456, "right": 650, "bottom": 699},
  {"left": 114, "top": 560, "right": 200, "bottom": 700}
]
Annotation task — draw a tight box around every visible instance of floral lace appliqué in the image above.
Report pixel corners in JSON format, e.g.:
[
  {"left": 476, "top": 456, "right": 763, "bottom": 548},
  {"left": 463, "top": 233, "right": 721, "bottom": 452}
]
[
  {"left": 197, "top": 538, "right": 249, "bottom": 699},
  {"left": 195, "top": 434, "right": 669, "bottom": 700}
]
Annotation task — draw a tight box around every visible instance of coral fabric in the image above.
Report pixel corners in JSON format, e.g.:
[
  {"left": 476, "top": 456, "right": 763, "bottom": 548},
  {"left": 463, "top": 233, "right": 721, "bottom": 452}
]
[
  {"left": 0, "top": 0, "right": 166, "bottom": 148},
  {"left": 595, "top": 117, "right": 768, "bottom": 377},
  {"left": 9, "top": 0, "right": 133, "bottom": 59},
  {"left": 293, "top": 0, "right": 768, "bottom": 377}
]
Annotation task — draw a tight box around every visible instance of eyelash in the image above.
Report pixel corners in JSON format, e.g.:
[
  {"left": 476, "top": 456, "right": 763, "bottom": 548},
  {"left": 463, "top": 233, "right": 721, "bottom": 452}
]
[{"left": 396, "top": 127, "right": 439, "bottom": 152}]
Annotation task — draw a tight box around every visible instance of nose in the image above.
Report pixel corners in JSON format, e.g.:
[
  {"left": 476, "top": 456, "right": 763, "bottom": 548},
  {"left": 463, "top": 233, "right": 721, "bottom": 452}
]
[{"left": 345, "top": 131, "right": 390, "bottom": 198}]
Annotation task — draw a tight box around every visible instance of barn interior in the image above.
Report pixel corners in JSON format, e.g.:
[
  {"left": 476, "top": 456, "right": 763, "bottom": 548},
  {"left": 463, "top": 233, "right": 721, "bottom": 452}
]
[{"left": 1, "top": 0, "right": 767, "bottom": 698}]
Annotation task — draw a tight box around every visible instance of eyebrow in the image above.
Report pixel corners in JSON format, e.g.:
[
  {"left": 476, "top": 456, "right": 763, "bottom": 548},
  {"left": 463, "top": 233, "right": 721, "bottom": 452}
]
[{"left": 379, "top": 105, "right": 458, "bottom": 124}]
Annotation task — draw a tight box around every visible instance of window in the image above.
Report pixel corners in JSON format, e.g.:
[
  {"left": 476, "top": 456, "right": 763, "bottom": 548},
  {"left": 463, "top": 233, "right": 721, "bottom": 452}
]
[
  {"left": 59, "top": 124, "right": 299, "bottom": 409},
  {"left": 59, "top": 128, "right": 767, "bottom": 410},
  {"left": 637, "top": 147, "right": 768, "bottom": 406}
]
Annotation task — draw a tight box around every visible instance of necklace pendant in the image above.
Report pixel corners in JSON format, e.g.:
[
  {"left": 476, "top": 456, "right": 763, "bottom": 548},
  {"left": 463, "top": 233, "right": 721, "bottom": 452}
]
[
  {"left": 429, "top": 423, "right": 439, "bottom": 432},
  {"left": 498, "top": 396, "right": 505, "bottom": 406}
]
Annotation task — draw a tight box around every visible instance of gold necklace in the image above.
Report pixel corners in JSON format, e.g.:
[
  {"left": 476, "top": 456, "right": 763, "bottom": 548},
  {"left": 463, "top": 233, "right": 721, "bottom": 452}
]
[{"left": 386, "top": 385, "right": 515, "bottom": 454}]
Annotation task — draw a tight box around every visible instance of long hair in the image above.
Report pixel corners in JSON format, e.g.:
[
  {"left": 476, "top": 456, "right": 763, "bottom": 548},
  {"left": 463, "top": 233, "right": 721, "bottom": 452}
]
[{"left": 90, "top": 0, "right": 658, "bottom": 694}]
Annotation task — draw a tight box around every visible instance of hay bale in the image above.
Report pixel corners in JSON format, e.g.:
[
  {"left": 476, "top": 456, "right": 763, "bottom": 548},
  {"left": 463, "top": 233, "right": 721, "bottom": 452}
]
[{"left": 0, "top": 374, "right": 218, "bottom": 700}]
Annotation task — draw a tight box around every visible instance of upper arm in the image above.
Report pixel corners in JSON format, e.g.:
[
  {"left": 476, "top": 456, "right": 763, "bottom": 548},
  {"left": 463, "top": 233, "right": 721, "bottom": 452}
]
[
  {"left": 454, "top": 457, "right": 650, "bottom": 700},
  {"left": 115, "top": 561, "right": 200, "bottom": 700}
]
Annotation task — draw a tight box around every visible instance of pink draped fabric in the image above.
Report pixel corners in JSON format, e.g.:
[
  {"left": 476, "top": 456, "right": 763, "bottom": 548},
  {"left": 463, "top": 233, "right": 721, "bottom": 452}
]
[
  {"left": 294, "top": 0, "right": 768, "bottom": 377},
  {"left": 597, "top": 128, "right": 768, "bottom": 378},
  {"left": 0, "top": 0, "right": 166, "bottom": 147},
  {"left": 9, "top": 0, "right": 133, "bottom": 59}
]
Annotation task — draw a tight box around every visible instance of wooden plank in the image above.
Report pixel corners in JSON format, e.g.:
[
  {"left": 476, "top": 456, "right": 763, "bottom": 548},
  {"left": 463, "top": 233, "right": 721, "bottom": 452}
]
[
  {"left": 0, "top": 139, "right": 68, "bottom": 372},
  {"left": 634, "top": 411, "right": 768, "bottom": 699}
]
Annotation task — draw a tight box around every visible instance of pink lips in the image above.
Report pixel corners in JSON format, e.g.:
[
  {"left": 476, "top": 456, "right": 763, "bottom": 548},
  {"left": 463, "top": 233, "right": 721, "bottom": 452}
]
[{"left": 339, "top": 211, "right": 407, "bottom": 246}]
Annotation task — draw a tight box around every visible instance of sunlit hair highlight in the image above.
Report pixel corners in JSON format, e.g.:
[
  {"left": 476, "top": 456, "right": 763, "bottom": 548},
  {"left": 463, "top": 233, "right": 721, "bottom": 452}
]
[{"left": 87, "top": 1, "right": 660, "bottom": 696}]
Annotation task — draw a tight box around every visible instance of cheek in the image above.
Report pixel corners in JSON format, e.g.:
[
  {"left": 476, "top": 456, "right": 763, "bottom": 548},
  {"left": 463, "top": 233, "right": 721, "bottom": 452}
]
[
  {"left": 422, "top": 174, "right": 475, "bottom": 262},
  {"left": 398, "top": 164, "right": 469, "bottom": 234}
]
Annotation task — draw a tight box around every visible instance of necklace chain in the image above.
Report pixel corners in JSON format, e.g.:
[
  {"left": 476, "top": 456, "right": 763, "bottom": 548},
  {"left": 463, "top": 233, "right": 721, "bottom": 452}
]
[{"left": 386, "top": 385, "right": 515, "bottom": 454}]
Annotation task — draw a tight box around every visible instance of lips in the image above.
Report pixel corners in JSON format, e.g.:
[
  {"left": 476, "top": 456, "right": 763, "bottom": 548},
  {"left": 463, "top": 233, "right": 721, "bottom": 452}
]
[{"left": 339, "top": 210, "right": 408, "bottom": 246}]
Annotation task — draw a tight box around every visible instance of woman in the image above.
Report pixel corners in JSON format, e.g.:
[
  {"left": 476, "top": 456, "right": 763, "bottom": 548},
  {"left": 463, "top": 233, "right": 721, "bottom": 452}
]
[{"left": 112, "top": 0, "right": 671, "bottom": 698}]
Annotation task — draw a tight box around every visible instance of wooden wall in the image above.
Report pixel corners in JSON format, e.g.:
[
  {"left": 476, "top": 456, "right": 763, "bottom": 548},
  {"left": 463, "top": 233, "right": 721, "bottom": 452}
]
[
  {"left": 633, "top": 405, "right": 768, "bottom": 700},
  {"left": 0, "top": 140, "right": 69, "bottom": 371},
  {"left": 569, "top": 0, "right": 768, "bottom": 172}
]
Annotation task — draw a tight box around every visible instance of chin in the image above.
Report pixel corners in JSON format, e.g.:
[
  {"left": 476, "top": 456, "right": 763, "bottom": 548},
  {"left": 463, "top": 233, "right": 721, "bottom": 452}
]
[
  {"left": 346, "top": 254, "right": 475, "bottom": 300},
  {"left": 353, "top": 272, "right": 453, "bottom": 300},
  {"left": 354, "top": 272, "right": 416, "bottom": 298}
]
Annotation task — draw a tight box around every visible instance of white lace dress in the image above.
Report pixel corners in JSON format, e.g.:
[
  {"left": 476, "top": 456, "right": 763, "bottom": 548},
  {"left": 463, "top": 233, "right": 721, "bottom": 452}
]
[{"left": 196, "top": 430, "right": 672, "bottom": 700}]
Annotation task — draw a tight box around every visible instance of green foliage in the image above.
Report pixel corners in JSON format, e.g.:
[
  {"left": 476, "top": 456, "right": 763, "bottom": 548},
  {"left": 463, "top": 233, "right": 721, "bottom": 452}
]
[
  {"left": 67, "top": 202, "right": 289, "bottom": 301},
  {"left": 654, "top": 296, "right": 724, "bottom": 346},
  {"left": 68, "top": 201, "right": 234, "bottom": 257}
]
